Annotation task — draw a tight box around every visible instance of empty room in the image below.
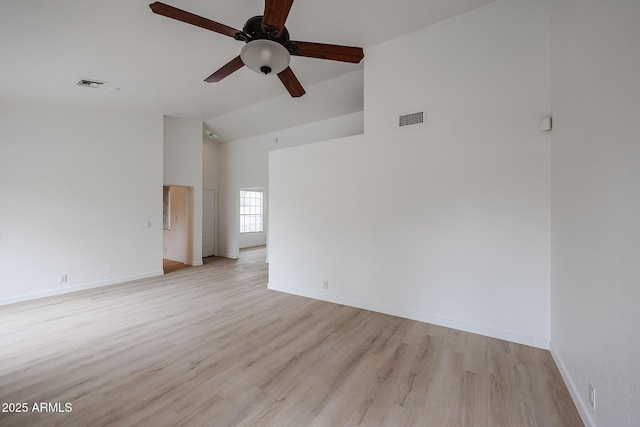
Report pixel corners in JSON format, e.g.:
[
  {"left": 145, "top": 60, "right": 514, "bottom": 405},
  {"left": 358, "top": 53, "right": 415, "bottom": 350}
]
[{"left": 1, "top": 0, "right": 638, "bottom": 426}]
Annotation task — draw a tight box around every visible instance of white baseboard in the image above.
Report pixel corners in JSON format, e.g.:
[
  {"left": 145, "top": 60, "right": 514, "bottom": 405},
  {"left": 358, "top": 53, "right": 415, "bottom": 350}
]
[
  {"left": 214, "top": 251, "right": 238, "bottom": 259},
  {"left": 550, "top": 346, "right": 595, "bottom": 427},
  {"left": 268, "top": 282, "right": 550, "bottom": 350},
  {"left": 0, "top": 270, "right": 164, "bottom": 307}
]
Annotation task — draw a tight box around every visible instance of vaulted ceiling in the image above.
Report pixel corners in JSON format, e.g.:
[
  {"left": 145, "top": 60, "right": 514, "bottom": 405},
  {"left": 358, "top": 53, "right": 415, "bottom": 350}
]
[{"left": 1, "top": 0, "right": 496, "bottom": 122}]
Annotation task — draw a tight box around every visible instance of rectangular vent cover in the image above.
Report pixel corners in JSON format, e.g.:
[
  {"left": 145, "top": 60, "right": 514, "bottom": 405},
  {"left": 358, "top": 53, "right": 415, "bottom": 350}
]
[
  {"left": 399, "top": 111, "right": 424, "bottom": 127},
  {"left": 76, "top": 79, "right": 105, "bottom": 88}
]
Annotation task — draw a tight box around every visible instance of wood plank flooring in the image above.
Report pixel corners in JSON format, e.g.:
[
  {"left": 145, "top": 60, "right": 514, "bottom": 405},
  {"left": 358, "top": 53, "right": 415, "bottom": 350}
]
[
  {"left": 162, "top": 259, "right": 190, "bottom": 275},
  {"left": 0, "top": 247, "right": 583, "bottom": 426}
]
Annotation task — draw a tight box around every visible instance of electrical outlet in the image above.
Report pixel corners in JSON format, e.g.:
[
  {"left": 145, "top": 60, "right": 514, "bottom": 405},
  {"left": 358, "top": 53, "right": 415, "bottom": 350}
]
[
  {"left": 59, "top": 274, "right": 68, "bottom": 284},
  {"left": 322, "top": 281, "right": 329, "bottom": 290},
  {"left": 589, "top": 383, "right": 596, "bottom": 410}
]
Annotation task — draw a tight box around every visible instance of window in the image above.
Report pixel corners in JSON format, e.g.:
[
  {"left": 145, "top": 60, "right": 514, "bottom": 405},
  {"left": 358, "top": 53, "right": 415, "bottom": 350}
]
[{"left": 240, "top": 190, "right": 263, "bottom": 233}]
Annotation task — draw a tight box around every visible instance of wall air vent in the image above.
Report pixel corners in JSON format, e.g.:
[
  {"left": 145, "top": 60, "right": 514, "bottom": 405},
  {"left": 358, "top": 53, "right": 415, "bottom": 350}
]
[
  {"left": 76, "top": 79, "right": 106, "bottom": 88},
  {"left": 399, "top": 111, "right": 424, "bottom": 127}
]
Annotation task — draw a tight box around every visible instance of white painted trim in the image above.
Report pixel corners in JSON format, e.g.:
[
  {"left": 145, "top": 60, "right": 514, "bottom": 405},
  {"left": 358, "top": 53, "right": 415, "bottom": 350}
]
[
  {"left": 0, "top": 271, "right": 164, "bottom": 307},
  {"left": 550, "top": 346, "right": 595, "bottom": 427},
  {"left": 268, "top": 283, "right": 550, "bottom": 350}
]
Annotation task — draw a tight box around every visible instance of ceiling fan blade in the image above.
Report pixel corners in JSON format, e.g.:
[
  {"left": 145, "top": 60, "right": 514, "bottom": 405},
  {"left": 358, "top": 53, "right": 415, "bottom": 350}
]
[
  {"left": 205, "top": 56, "right": 245, "bottom": 83},
  {"left": 287, "top": 41, "right": 364, "bottom": 63},
  {"left": 262, "top": 0, "right": 294, "bottom": 36},
  {"left": 149, "top": 2, "right": 243, "bottom": 39},
  {"left": 277, "top": 67, "right": 305, "bottom": 98}
]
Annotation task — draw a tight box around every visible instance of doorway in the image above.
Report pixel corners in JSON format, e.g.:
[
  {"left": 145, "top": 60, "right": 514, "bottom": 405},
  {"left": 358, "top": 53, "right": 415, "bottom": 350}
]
[
  {"left": 162, "top": 185, "right": 195, "bottom": 271},
  {"left": 239, "top": 187, "right": 266, "bottom": 250}
]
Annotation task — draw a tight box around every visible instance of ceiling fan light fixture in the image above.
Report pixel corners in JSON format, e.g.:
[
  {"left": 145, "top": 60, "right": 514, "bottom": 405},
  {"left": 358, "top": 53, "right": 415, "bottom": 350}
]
[{"left": 241, "top": 39, "right": 290, "bottom": 76}]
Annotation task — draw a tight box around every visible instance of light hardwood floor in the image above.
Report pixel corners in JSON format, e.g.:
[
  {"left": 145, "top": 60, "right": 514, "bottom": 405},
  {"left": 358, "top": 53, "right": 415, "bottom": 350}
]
[{"left": 0, "top": 247, "right": 583, "bottom": 427}]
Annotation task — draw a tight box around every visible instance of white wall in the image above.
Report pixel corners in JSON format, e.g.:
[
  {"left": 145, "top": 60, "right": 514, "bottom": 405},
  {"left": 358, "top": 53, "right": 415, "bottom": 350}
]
[
  {"left": 163, "top": 116, "right": 203, "bottom": 266},
  {"left": 205, "top": 70, "right": 363, "bottom": 143},
  {"left": 216, "top": 111, "right": 364, "bottom": 259},
  {"left": 0, "top": 102, "right": 163, "bottom": 305},
  {"left": 239, "top": 234, "right": 266, "bottom": 249},
  {"left": 550, "top": 0, "right": 640, "bottom": 426},
  {"left": 203, "top": 134, "right": 219, "bottom": 191},
  {"left": 269, "top": 0, "right": 552, "bottom": 348},
  {"left": 203, "top": 133, "right": 220, "bottom": 257}
]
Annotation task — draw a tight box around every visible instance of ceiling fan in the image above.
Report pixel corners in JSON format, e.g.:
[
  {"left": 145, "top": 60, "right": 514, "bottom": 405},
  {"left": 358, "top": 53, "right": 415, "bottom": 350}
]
[{"left": 149, "top": 1, "right": 364, "bottom": 98}]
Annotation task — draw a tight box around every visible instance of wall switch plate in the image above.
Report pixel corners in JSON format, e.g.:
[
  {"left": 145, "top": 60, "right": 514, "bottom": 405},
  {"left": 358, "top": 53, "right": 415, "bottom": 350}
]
[
  {"left": 589, "top": 383, "right": 596, "bottom": 410},
  {"left": 146, "top": 220, "right": 152, "bottom": 228}
]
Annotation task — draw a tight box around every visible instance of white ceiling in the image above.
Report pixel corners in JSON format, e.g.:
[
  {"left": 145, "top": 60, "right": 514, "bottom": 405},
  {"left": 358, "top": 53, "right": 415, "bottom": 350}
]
[{"left": 0, "top": 0, "right": 497, "bottom": 121}]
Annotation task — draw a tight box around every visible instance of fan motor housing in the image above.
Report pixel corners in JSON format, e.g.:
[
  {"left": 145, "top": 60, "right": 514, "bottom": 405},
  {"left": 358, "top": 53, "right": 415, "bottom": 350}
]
[{"left": 242, "top": 16, "right": 289, "bottom": 44}]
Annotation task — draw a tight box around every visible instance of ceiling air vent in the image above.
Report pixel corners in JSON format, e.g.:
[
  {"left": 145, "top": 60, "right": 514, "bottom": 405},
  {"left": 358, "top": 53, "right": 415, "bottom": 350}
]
[
  {"left": 76, "top": 79, "right": 106, "bottom": 88},
  {"left": 399, "top": 111, "right": 424, "bottom": 127}
]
